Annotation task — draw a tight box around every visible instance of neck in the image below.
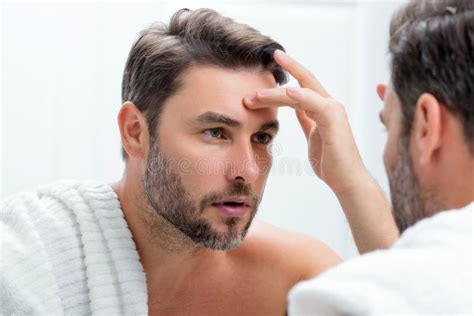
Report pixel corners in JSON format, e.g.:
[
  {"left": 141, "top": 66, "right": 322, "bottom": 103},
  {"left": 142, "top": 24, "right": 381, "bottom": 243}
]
[
  {"left": 428, "top": 150, "right": 474, "bottom": 213},
  {"left": 111, "top": 174, "right": 225, "bottom": 299}
]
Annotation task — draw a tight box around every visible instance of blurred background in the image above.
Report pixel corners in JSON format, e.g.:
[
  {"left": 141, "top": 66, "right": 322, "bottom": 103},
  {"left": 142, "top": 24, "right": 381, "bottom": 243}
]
[{"left": 1, "top": 0, "right": 404, "bottom": 258}]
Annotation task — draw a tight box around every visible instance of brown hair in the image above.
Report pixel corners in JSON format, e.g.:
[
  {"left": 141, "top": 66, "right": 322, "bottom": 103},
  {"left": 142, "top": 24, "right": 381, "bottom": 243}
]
[
  {"left": 121, "top": 8, "right": 287, "bottom": 160},
  {"left": 389, "top": 0, "right": 474, "bottom": 152}
]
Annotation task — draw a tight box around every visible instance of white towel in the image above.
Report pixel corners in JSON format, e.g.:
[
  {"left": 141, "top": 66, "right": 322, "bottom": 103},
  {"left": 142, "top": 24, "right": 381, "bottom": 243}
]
[
  {"left": 288, "top": 202, "right": 473, "bottom": 315},
  {"left": 1, "top": 180, "right": 148, "bottom": 315}
]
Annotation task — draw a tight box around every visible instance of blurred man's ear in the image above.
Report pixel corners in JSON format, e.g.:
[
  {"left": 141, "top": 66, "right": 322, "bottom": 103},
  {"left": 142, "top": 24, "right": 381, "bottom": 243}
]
[
  {"left": 118, "top": 102, "right": 149, "bottom": 161},
  {"left": 412, "top": 93, "right": 442, "bottom": 165},
  {"left": 376, "top": 84, "right": 387, "bottom": 101}
]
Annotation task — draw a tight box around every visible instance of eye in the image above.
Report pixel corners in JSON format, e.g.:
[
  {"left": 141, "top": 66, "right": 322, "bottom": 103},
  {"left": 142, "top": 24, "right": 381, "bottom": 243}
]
[
  {"left": 252, "top": 132, "right": 273, "bottom": 145},
  {"left": 203, "top": 128, "right": 226, "bottom": 139}
]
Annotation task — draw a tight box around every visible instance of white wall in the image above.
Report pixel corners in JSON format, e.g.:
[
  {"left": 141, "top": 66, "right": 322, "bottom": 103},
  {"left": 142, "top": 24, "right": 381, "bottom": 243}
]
[{"left": 1, "top": 1, "right": 403, "bottom": 258}]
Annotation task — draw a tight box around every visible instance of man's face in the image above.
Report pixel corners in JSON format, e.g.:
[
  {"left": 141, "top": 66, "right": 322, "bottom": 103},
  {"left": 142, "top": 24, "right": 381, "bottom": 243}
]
[
  {"left": 377, "top": 84, "right": 426, "bottom": 233},
  {"left": 144, "top": 65, "right": 278, "bottom": 250}
]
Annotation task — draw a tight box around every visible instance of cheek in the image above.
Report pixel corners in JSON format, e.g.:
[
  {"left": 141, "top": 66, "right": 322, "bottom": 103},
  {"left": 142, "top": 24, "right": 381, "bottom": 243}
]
[
  {"left": 257, "top": 153, "right": 272, "bottom": 178},
  {"left": 173, "top": 152, "right": 226, "bottom": 184},
  {"left": 254, "top": 152, "right": 272, "bottom": 189},
  {"left": 383, "top": 133, "right": 399, "bottom": 177},
  {"left": 383, "top": 145, "right": 392, "bottom": 176},
  {"left": 158, "top": 140, "right": 223, "bottom": 191}
]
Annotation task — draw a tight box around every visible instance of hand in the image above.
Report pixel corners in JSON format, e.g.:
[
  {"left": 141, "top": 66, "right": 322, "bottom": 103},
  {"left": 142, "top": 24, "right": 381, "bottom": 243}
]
[{"left": 244, "top": 50, "right": 369, "bottom": 195}]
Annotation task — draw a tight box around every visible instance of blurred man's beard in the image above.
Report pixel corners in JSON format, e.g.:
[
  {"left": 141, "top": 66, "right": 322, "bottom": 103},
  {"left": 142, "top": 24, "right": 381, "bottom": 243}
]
[
  {"left": 143, "top": 142, "right": 259, "bottom": 251},
  {"left": 388, "top": 139, "right": 426, "bottom": 233}
]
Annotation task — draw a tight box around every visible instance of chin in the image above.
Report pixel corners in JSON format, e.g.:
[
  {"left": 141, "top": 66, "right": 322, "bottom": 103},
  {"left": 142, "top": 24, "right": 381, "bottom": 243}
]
[{"left": 204, "top": 218, "right": 252, "bottom": 250}]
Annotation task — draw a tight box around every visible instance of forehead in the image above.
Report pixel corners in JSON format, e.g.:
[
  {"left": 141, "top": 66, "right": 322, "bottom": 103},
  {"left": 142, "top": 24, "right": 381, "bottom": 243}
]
[{"left": 161, "top": 64, "right": 278, "bottom": 122}]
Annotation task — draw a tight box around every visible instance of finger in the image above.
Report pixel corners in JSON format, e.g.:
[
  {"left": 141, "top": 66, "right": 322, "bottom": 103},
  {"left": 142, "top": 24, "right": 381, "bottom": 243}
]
[
  {"left": 246, "top": 87, "right": 330, "bottom": 116},
  {"left": 285, "top": 87, "right": 336, "bottom": 127},
  {"left": 245, "top": 87, "right": 334, "bottom": 128},
  {"left": 309, "top": 125, "right": 323, "bottom": 174},
  {"left": 295, "top": 109, "right": 314, "bottom": 140},
  {"left": 243, "top": 88, "right": 300, "bottom": 109},
  {"left": 274, "top": 50, "right": 331, "bottom": 97}
]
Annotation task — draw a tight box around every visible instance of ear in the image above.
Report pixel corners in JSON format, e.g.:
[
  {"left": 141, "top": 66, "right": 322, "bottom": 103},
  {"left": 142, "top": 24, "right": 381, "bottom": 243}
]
[
  {"left": 376, "top": 84, "right": 387, "bottom": 101},
  {"left": 117, "top": 102, "right": 149, "bottom": 160},
  {"left": 412, "top": 93, "right": 442, "bottom": 165}
]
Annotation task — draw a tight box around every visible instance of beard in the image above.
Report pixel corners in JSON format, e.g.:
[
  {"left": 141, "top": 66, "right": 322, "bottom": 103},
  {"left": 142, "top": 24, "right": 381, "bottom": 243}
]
[
  {"left": 388, "top": 139, "right": 428, "bottom": 233},
  {"left": 143, "top": 140, "right": 259, "bottom": 251}
]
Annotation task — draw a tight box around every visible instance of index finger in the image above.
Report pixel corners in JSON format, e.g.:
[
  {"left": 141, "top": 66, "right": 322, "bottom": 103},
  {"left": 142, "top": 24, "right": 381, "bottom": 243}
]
[{"left": 274, "top": 50, "right": 331, "bottom": 98}]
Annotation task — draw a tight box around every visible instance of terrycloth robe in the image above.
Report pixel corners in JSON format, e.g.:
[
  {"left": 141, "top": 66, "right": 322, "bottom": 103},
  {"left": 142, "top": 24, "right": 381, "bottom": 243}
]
[
  {"left": 289, "top": 202, "right": 473, "bottom": 315},
  {"left": 1, "top": 181, "right": 148, "bottom": 315}
]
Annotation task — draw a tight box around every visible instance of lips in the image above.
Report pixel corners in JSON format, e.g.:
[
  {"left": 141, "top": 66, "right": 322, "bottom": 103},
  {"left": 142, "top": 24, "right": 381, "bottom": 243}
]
[
  {"left": 212, "top": 196, "right": 250, "bottom": 217},
  {"left": 213, "top": 196, "right": 250, "bottom": 207}
]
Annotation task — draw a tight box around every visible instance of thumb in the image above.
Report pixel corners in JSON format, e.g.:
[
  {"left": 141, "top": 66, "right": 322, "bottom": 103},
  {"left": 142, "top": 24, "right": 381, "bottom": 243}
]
[{"left": 295, "top": 109, "right": 315, "bottom": 140}]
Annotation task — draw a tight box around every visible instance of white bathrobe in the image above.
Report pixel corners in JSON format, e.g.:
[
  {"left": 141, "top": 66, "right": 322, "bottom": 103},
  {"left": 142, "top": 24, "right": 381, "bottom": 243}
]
[
  {"left": 1, "top": 181, "right": 148, "bottom": 315},
  {"left": 289, "top": 202, "right": 473, "bottom": 315}
]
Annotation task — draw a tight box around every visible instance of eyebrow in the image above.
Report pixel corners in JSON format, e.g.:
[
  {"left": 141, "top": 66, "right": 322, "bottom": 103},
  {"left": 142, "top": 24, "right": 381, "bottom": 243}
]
[
  {"left": 260, "top": 120, "right": 279, "bottom": 133},
  {"left": 196, "top": 111, "right": 240, "bottom": 127},
  {"left": 195, "top": 111, "right": 279, "bottom": 133}
]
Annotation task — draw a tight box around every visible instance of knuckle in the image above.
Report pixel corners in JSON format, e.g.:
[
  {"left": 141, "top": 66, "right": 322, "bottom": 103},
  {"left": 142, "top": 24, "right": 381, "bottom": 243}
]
[
  {"left": 307, "top": 71, "right": 317, "bottom": 80},
  {"left": 334, "top": 101, "right": 347, "bottom": 113}
]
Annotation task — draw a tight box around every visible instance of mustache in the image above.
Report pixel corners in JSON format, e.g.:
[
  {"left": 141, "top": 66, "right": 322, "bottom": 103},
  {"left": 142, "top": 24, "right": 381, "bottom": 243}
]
[{"left": 199, "top": 181, "right": 260, "bottom": 212}]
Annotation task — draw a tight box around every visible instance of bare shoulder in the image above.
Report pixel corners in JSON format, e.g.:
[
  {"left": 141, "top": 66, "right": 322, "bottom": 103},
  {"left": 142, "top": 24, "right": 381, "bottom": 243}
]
[{"left": 238, "top": 219, "right": 342, "bottom": 281}]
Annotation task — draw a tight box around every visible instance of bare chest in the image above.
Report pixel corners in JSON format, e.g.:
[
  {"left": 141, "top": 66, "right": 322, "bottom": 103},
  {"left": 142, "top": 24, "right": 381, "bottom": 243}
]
[{"left": 148, "top": 271, "right": 290, "bottom": 316}]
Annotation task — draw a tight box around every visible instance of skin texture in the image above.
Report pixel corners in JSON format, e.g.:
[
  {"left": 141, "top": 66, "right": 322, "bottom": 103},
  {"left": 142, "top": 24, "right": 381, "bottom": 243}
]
[
  {"left": 245, "top": 51, "right": 399, "bottom": 253},
  {"left": 377, "top": 84, "right": 426, "bottom": 232},
  {"left": 114, "top": 65, "right": 341, "bottom": 315},
  {"left": 245, "top": 50, "right": 473, "bottom": 254},
  {"left": 377, "top": 84, "right": 474, "bottom": 230}
]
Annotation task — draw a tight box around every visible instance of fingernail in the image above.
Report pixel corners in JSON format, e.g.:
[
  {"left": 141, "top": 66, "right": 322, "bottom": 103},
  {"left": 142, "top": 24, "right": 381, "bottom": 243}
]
[
  {"left": 286, "top": 87, "right": 299, "bottom": 96},
  {"left": 257, "top": 89, "right": 271, "bottom": 97},
  {"left": 244, "top": 95, "right": 255, "bottom": 104},
  {"left": 274, "top": 49, "right": 286, "bottom": 59}
]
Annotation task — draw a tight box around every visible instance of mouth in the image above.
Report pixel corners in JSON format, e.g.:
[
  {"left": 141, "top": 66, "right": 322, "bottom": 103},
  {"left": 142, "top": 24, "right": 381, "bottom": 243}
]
[{"left": 212, "top": 197, "right": 250, "bottom": 217}]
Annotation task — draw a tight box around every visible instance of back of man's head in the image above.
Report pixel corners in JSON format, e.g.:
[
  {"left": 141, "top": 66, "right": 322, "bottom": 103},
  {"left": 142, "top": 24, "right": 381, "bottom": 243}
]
[
  {"left": 121, "top": 8, "right": 287, "bottom": 160},
  {"left": 389, "top": 0, "right": 474, "bottom": 152}
]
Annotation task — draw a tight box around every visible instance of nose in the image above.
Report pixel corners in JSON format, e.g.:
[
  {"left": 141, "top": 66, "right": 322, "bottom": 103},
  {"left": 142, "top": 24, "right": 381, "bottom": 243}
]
[
  {"left": 376, "top": 83, "right": 387, "bottom": 101},
  {"left": 225, "top": 142, "right": 260, "bottom": 184}
]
